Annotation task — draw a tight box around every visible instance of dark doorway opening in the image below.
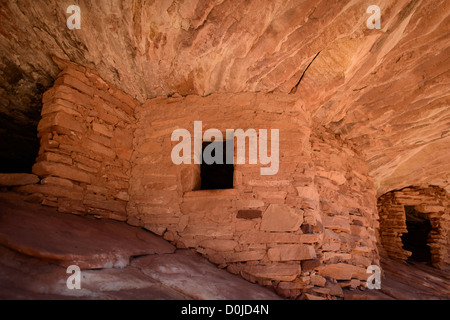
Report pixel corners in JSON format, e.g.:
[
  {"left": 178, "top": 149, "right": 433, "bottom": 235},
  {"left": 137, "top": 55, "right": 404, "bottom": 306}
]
[
  {"left": 401, "top": 206, "right": 432, "bottom": 263},
  {"left": 0, "top": 114, "right": 40, "bottom": 173},
  {"left": 200, "top": 141, "right": 233, "bottom": 190}
]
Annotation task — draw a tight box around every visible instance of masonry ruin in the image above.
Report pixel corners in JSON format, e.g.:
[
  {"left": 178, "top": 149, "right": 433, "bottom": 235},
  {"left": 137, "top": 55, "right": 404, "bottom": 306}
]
[
  {"left": 378, "top": 186, "right": 449, "bottom": 268},
  {"left": 5, "top": 57, "right": 446, "bottom": 299},
  {"left": 0, "top": 58, "right": 405, "bottom": 298},
  {"left": 0, "top": 0, "right": 448, "bottom": 300}
]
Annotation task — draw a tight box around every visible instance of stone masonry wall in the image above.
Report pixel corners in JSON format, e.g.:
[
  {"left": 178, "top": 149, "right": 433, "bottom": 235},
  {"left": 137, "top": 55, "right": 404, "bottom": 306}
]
[
  {"left": 378, "top": 186, "right": 449, "bottom": 269},
  {"left": 128, "top": 93, "right": 380, "bottom": 299},
  {"left": 11, "top": 59, "right": 383, "bottom": 298},
  {"left": 310, "top": 126, "right": 380, "bottom": 273},
  {"left": 14, "top": 59, "right": 138, "bottom": 221}
]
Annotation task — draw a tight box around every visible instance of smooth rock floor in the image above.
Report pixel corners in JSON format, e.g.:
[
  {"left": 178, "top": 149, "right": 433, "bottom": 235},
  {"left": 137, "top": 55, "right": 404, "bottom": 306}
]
[
  {"left": 0, "top": 192, "right": 448, "bottom": 300},
  {"left": 0, "top": 193, "right": 280, "bottom": 300}
]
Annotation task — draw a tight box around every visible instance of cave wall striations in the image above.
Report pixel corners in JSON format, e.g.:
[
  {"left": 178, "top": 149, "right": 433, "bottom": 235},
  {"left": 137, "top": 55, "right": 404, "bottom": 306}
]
[
  {"left": 15, "top": 61, "right": 382, "bottom": 298},
  {"left": 378, "top": 186, "right": 449, "bottom": 269},
  {"left": 1, "top": 0, "right": 449, "bottom": 197}
]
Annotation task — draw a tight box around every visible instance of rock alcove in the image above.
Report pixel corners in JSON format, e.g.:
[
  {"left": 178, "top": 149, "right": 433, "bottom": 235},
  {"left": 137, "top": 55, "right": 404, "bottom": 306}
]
[{"left": 0, "top": 0, "right": 448, "bottom": 300}]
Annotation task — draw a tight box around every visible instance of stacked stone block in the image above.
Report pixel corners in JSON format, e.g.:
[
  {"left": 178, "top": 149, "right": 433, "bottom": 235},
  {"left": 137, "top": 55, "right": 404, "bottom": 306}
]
[
  {"left": 15, "top": 60, "right": 138, "bottom": 221},
  {"left": 378, "top": 186, "right": 449, "bottom": 269},
  {"left": 128, "top": 93, "right": 380, "bottom": 298}
]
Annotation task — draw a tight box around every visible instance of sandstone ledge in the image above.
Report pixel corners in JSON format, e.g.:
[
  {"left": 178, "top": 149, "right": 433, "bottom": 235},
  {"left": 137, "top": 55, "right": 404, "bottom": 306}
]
[
  {"left": 0, "top": 193, "right": 174, "bottom": 269},
  {"left": 0, "top": 173, "right": 39, "bottom": 187},
  {"left": 0, "top": 192, "right": 281, "bottom": 300}
]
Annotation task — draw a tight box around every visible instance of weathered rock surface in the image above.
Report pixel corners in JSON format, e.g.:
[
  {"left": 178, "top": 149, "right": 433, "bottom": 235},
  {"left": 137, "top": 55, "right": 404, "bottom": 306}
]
[
  {"left": 267, "top": 244, "right": 316, "bottom": 262},
  {"left": 316, "top": 263, "right": 368, "bottom": 281},
  {"left": 0, "top": 0, "right": 448, "bottom": 195},
  {"left": 0, "top": 193, "right": 175, "bottom": 269},
  {"left": 132, "top": 251, "right": 281, "bottom": 300},
  {"left": 0, "top": 173, "right": 39, "bottom": 187},
  {"left": 0, "top": 194, "right": 448, "bottom": 300},
  {"left": 344, "top": 257, "right": 450, "bottom": 300},
  {"left": 0, "top": 0, "right": 449, "bottom": 301},
  {"left": 0, "top": 245, "right": 190, "bottom": 300},
  {"left": 378, "top": 258, "right": 450, "bottom": 300},
  {"left": 260, "top": 204, "right": 303, "bottom": 232},
  {"left": 0, "top": 192, "right": 281, "bottom": 300}
]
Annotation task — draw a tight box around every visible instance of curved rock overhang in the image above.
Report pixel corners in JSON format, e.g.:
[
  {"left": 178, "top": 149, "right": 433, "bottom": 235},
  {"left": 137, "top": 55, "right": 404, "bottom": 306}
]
[{"left": 0, "top": 0, "right": 448, "bottom": 195}]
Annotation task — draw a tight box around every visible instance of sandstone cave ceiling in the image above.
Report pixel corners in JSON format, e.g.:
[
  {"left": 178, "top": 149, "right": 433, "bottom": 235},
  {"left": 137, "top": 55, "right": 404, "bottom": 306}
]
[{"left": 0, "top": 0, "right": 449, "bottom": 195}]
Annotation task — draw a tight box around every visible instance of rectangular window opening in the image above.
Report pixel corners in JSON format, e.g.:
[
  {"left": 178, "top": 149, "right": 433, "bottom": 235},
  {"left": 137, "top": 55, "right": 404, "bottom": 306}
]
[{"left": 200, "top": 140, "right": 234, "bottom": 190}]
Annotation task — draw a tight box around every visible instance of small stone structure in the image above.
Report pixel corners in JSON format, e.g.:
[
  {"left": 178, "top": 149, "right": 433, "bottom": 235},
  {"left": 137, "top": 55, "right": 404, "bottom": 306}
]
[
  {"left": 24, "top": 59, "right": 137, "bottom": 220},
  {"left": 378, "top": 186, "right": 449, "bottom": 269}
]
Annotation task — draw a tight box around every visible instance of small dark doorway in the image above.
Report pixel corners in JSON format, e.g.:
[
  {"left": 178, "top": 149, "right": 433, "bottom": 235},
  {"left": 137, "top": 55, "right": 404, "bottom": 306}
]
[
  {"left": 201, "top": 141, "right": 233, "bottom": 190},
  {"left": 401, "top": 206, "right": 432, "bottom": 263}
]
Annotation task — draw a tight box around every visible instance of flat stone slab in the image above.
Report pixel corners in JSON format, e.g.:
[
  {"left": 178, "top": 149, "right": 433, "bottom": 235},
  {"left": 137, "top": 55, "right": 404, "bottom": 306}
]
[
  {"left": 379, "top": 258, "right": 450, "bottom": 300},
  {"left": 343, "top": 258, "right": 450, "bottom": 300},
  {"left": 0, "top": 173, "right": 39, "bottom": 187},
  {"left": 0, "top": 245, "right": 189, "bottom": 300},
  {"left": 0, "top": 193, "right": 175, "bottom": 269},
  {"left": 0, "top": 192, "right": 282, "bottom": 300},
  {"left": 132, "top": 250, "right": 282, "bottom": 300},
  {"left": 0, "top": 237, "right": 281, "bottom": 300}
]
